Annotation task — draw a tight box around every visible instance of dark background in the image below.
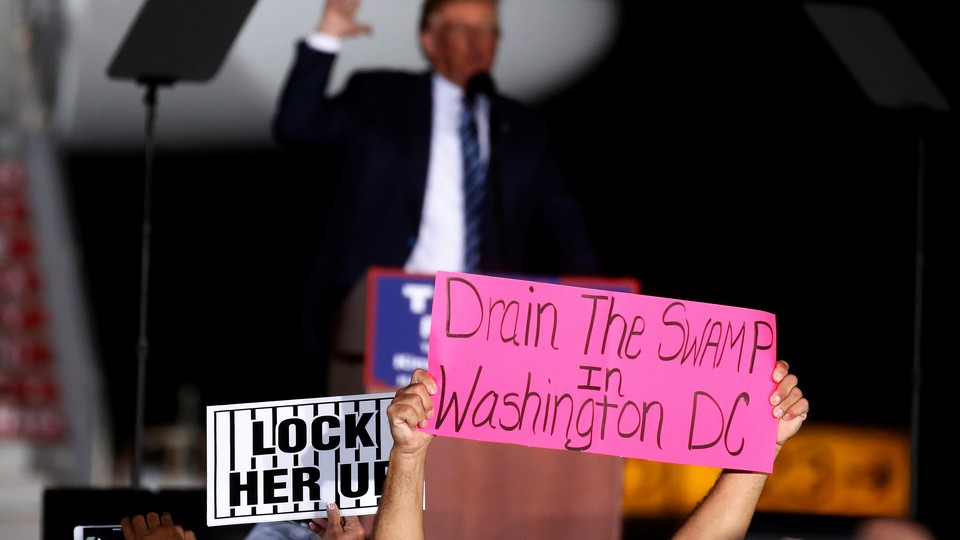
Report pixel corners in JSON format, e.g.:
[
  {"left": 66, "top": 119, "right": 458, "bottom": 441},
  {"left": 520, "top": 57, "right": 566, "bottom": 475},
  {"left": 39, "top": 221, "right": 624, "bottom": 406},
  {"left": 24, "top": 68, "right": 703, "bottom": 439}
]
[{"left": 60, "top": 1, "right": 955, "bottom": 537}]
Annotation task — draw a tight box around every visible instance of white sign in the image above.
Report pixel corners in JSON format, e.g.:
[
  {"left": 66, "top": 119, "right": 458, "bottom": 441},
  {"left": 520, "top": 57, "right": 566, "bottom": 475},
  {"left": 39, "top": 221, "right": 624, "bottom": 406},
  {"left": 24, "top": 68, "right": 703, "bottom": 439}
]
[{"left": 206, "top": 392, "right": 395, "bottom": 527}]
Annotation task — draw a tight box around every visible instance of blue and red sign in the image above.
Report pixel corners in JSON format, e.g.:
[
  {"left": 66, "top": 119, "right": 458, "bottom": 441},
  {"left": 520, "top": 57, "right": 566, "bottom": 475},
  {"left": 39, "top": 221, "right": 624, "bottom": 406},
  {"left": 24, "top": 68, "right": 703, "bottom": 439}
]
[{"left": 363, "top": 267, "right": 639, "bottom": 391}]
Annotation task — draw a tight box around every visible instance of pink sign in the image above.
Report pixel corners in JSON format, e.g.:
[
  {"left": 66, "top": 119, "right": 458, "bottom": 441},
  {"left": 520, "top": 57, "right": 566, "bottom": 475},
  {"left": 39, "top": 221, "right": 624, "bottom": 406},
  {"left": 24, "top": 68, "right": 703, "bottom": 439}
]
[{"left": 424, "top": 271, "right": 779, "bottom": 473}]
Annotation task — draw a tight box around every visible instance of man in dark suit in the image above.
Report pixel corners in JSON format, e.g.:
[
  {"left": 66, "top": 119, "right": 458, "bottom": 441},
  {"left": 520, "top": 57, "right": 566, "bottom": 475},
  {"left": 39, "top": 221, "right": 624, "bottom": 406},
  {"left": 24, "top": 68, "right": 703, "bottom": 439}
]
[{"left": 273, "top": 0, "right": 601, "bottom": 397}]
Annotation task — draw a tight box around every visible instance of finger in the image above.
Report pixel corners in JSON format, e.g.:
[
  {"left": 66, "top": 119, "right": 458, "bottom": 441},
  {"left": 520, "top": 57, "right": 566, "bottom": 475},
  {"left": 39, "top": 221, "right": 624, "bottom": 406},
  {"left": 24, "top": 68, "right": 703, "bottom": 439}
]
[
  {"left": 388, "top": 394, "right": 431, "bottom": 431},
  {"left": 394, "top": 379, "right": 433, "bottom": 405},
  {"left": 392, "top": 386, "right": 432, "bottom": 419},
  {"left": 410, "top": 368, "right": 438, "bottom": 394},
  {"left": 145, "top": 512, "right": 161, "bottom": 529},
  {"left": 346, "top": 0, "right": 363, "bottom": 16},
  {"left": 342, "top": 514, "right": 363, "bottom": 535},
  {"left": 780, "top": 396, "right": 809, "bottom": 422},
  {"left": 326, "top": 502, "right": 344, "bottom": 531},
  {"left": 770, "top": 372, "right": 798, "bottom": 408},
  {"left": 160, "top": 512, "right": 176, "bottom": 528},
  {"left": 394, "top": 370, "right": 436, "bottom": 426},
  {"left": 184, "top": 531, "right": 198, "bottom": 540},
  {"left": 349, "top": 23, "right": 373, "bottom": 35},
  {"left": 772, "top": 359, "right": 789, "bottom": 383},
  {"left": 131, "top": 515, "right": 149, "bottom": 535},
  {"left": 307, "top": 519, "right": 327, "bottom": 536},
  {"left": 120, "top": 517, "right": 136, "bottom": 540},
  {"left": 331, "top": 0, "right": 360, "bottom": 18},
  {"left": 774, "top": 380, "right": 804, "bottom": 419}
]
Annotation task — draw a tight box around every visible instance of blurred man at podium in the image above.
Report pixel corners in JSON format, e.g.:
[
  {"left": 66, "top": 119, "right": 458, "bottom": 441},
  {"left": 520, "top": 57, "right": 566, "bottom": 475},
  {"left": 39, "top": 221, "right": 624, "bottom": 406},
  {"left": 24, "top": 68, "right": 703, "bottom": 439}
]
[{"left": 273, "top": 0, "right": 601, "bottom": 398}]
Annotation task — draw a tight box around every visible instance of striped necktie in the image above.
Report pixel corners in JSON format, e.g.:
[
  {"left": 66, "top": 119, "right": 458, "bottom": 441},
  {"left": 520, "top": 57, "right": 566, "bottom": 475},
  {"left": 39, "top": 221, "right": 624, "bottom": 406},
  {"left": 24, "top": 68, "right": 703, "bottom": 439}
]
[{"left": 460, "top": 96, "right": 485, "bottom": 273}]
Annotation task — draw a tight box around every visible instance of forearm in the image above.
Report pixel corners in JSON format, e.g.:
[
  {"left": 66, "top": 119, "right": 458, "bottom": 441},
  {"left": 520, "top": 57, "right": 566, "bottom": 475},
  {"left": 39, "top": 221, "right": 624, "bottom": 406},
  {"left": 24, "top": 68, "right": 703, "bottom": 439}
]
[
  {"left": 372, "top": 449, "right": 427, "bottom": 540},
  {"left": 273, "top": 43, "right": 339, "bottom": 146},
  {"left": 671, "top": 469, "right": 768, "bottom": 540}
]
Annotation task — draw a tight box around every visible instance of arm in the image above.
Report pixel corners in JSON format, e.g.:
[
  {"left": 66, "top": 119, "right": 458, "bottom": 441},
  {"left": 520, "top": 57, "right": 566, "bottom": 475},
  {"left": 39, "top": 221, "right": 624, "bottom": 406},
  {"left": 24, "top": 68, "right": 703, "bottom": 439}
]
[
  {"left": 372, "top": 369, "right": 437, "bottom": 540},
  {"left": 672, "top": 360, "right": 809, "bottom": 540},
  {"left": 273, "top": 0, "right": 372, "bottom": 147}
]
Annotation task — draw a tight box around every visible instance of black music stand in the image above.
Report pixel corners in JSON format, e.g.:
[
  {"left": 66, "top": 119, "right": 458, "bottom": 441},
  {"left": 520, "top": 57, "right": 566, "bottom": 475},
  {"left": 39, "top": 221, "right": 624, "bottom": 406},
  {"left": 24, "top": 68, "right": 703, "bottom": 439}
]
[
  {"left": 804, "top": 1, "right": 951, "bottom": 523},
  {"left": 105, "top": 0, "right": 258, "bottom": 490}
]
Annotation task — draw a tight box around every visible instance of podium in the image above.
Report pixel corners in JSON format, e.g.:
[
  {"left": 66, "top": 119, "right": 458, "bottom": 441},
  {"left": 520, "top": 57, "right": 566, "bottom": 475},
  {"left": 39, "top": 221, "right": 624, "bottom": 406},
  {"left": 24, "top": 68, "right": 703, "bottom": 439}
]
[
  {"left": 424, "top": 438, "right": 623, "bottom": 539},
  {"left": 330, "top": 267, "right": 639, "bottom": 539}
]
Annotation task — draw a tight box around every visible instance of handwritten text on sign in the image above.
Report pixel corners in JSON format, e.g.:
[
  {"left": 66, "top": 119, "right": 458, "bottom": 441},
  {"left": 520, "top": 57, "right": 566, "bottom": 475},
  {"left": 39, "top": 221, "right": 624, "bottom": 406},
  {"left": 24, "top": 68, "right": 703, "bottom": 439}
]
[
  {"left": 206, "top": 393, "right": 394, "bottom": 527},
  {"left": 423, "top": 272, "right": 779, "bottom": 473}
]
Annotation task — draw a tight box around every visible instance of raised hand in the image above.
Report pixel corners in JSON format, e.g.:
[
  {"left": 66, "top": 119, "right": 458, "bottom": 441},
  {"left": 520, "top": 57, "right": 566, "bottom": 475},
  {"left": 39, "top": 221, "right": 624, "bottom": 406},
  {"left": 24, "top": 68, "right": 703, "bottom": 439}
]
[
  {"left": 770, "top": 359, "right": 809, "bottom": 449},
  {"left": 386, "top": 368, "right": 437, "bottom": 457},
  {"left": 316, "top": 0, "right": 373, "bottom": 39}
]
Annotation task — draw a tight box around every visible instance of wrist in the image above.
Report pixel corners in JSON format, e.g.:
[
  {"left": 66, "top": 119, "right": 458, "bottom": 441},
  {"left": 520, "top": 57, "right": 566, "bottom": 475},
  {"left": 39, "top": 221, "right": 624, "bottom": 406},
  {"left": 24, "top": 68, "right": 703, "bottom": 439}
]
[
  {"left": 306, "top": 32, "right": 342, "bottom": 53},
  {"left": 390, "top": 445, "right": 430, "bottom": 463}
]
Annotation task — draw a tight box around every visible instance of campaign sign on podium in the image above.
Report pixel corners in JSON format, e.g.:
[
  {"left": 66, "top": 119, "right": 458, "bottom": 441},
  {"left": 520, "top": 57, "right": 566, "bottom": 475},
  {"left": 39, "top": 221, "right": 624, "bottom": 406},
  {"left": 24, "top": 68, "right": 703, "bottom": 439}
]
[{"left": 362, "top": 267, "right": 640, "bottom": 391}]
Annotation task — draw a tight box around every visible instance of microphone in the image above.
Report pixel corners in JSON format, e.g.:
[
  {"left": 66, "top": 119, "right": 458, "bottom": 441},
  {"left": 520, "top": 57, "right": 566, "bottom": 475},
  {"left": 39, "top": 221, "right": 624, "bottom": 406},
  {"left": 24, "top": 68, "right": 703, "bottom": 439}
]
[
  {"left": 465, "top": 72, "right": 496, "bottom": 105},
  {"left": 466, "top": 72, "right": 506, "bottom": 138}
]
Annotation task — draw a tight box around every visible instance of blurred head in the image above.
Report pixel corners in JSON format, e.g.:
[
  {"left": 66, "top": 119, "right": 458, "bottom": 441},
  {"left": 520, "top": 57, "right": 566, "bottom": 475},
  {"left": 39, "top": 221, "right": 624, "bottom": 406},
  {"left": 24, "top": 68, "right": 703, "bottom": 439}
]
[
  {"left": 419, "top": 0, "right": 500, "bottom": 88},
  {"left": 853, "top": 517, "right": 935, "bottom": 540}
]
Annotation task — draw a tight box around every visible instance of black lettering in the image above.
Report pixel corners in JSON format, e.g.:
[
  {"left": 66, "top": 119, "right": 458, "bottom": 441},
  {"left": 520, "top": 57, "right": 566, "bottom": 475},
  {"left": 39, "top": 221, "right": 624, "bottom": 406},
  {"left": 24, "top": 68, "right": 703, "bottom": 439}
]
[
  {"left": 435, "top": 365, "right": 483, "bottom": 431},
  {"left": 723, "top": 392, "right": 749, "bottom": 456},
  {"left": 311, "top": 415, "right": 340, "bottom": 451},
  {"left": 263, "top": 469, "right": 287, "bottom": 504},
  {"left": 445, "top": 277, "right": 483, "bottom": 338},
  {"left": 688, "top": 391, "right": 723, "bottom": 450},
  {"left": 278, "top": 418, "right": 307, "bottom": 454},
  {"left": 291, "top": 466, "right": 321, "bottom": 502},
  {"left": 345, "top": 412, "right": 375, "bottom": 448},
  {"left": 339, "top": 462, "right": 370, "bottom": 498},
  {"left": 252, "top": 421, "right": 275, "bottom": 455},
  {"left": 750, "top": 321, "right": 774, "bottom": 374},
  {"left": 578, "top": 365, "right": 602, "bottom": 391},
  {"left": 229, "top": 470, "right": 258, "bottom": 506},
  {"left": 658, "top": 301, "right": 686, "bottom": 362}
]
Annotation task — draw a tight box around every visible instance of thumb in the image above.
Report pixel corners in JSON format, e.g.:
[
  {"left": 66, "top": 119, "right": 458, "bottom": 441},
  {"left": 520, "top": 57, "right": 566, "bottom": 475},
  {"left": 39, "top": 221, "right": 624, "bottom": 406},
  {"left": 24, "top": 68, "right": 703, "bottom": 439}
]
[{"left": 325, "top": 502, "right": 343, "bottom": 531}]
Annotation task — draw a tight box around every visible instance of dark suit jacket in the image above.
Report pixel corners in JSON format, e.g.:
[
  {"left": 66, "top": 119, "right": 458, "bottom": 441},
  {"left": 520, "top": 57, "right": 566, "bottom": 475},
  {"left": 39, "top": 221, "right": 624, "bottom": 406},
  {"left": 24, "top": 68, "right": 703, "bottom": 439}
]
[{"left": 273, "top": 42, "right": 601, "bottom": 391}]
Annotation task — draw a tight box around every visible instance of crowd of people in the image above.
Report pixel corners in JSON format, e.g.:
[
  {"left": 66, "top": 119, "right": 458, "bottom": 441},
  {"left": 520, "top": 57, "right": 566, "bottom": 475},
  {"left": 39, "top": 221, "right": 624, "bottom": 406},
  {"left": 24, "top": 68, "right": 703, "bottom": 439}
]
[{"left": 120, "top": 360, "right": 808, "bottom": 540}]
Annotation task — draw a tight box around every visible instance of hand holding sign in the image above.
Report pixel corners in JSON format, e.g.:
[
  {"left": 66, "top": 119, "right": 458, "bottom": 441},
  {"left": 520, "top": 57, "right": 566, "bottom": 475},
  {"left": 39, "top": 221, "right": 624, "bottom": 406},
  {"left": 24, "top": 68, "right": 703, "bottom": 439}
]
[
  {"left": 387, "top": 369, "right": 438, "bottom": 458},
  {"left": 120, "top": 512, "right": 196, "bottom": 540},
  {"left": 375, "top": 369, "right": 438, "bottom": 540},
  {"left": 308, "top": 502, "right": 365, "bottom": 539},
  {"left": 671, "top": 360, "right": 809, "bottom": 539},
  {"left": 770, "top": 360, "right": 809, "bottom": 451}
]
